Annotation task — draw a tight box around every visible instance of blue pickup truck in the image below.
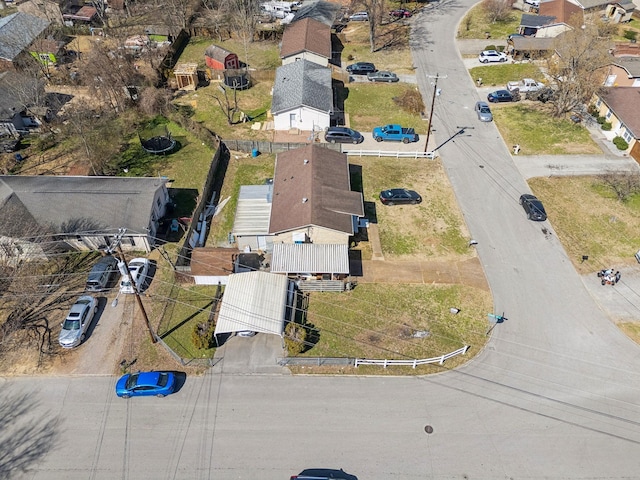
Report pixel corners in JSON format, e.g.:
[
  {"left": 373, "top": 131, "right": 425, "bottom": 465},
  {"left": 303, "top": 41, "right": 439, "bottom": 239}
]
[{"left": 372, "top": 124, "right": 419, "bottom": 144}]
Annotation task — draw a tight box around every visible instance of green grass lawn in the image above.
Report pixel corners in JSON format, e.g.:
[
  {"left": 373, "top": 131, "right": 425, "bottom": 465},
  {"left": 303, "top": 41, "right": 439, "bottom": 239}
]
[
  {"left": 178, "top": 37, "right": 281, "bottom": 70},
  {"left": 206, "top": 154, "right": 275, "bottom": 245},
  {"left": 530, "top": 175, "right": 640, "bottom": 274},
  {"left": 469, "top": 63, "right": 545, "bottom": 87},
  {"left": 301, "top": 283, "right": 492, "bottom": 373},
  {"left": 492, "top": 103, "right": 601, "bottom": 155},
  {"left": 458, "top": 5, "right": 522, "bottom": 39},
  {"left": 345, "top": 83, "right": 425, "bottom": 132}
]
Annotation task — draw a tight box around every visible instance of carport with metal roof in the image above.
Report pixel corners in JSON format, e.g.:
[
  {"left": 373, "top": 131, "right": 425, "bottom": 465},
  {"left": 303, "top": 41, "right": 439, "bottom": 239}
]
[
  {"left": 270, "top": 243, "right": 349, "bottom": 275},
  {"left": 214, "top": 271, "right": 289, "bottom": 338}
]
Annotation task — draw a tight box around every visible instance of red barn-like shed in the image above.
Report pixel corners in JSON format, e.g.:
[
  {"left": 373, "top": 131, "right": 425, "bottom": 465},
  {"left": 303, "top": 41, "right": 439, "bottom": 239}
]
[{"left": 204, "top": 45, "right": 239, "bottom": 71}]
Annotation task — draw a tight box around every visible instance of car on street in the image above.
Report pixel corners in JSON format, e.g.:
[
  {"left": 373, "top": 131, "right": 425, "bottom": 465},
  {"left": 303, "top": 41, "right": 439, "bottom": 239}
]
[
  {"left": 475, "top": 101, "right": 493, "bottom": 122},
  {"left": 349, "top": 11, "right": 369, "bottom": 21},
  {"left": 115, "top": 371, "right": 176, "bottom": 398},
  {"left": 379, "top": 188, "right": 422, "bottom": 205},
  {"left": 389, "top": 8, "right": 412, "bottom": 18},
  {"left": 478, "top": 50, "right": 508, "bottom": 63},
  {"left": 367, "top": 70, "right": 399, "bottom": 82},
  {"left": 519, "top": 194, "right": 547, "bottom": 221},
  {"left": 59, "top": 295, "right": 98, "bottom": 348},
  {"left": 324, "top": 126, "right": 364, "bottom": 144},
  {"left": 346, "top": 62, "right": 376, "bottom": 75},
  {"left": 487, "top": 90, "right": 513, "bottom": 103},
  {"left": 119, "top": 257, "right": 150, "bottom": 294}
]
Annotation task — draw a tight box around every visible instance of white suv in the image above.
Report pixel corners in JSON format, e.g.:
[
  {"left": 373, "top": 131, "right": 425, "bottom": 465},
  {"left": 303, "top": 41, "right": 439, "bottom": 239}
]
[{"left": 478, "top": 50, "right": 508, "bottom": 63}]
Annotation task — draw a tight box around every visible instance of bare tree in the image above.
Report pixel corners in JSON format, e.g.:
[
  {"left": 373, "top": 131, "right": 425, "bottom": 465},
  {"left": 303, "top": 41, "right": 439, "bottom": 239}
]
[
  {"left": 482, "top": 0, "right": 515, "bottom": 24},
  {"left": 354, "top": 0, "right": 384, "bottom": 52},
  {"left": 209, "top": 84, "right": 240, "bottom": 125},
  {"left": 547, "top": 18, "right": 611, "bottom": 117},
  {"left": 221, "top": 0, "right": 259, "bottom": 63},
  {"left": 597, "top": 170, "right": 640, "bottom": 202}
]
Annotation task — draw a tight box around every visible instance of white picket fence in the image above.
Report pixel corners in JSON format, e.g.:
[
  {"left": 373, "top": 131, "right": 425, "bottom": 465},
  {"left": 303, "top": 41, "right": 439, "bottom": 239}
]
[
  {"left": 343, "top": 149, "right": 439, "bottom": 159},
  {"left": 354, "top": 345, "right": 470, "bottom": 368}
]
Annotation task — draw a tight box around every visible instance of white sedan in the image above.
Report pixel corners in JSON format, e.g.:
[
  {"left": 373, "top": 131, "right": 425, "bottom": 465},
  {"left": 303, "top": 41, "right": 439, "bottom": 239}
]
[
  {"left": 120, "top": 258, "right": 150, "bottom": 294},
  {"left": 478, "top": 50, "right": 508, "bottom": 63}
]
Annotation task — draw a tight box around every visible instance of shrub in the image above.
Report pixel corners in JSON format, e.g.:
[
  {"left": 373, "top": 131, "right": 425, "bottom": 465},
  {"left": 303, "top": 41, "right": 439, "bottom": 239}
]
[
  {"left": 485, "top": 44, "right": 497, "bottom": 51},
  {"left": 597, "top": 116, "right": 606, "bottom": 125},
  {"left": 587, "top": 104, "right": 599, "bottom": 117},
  {"left": 393, "top": 89, "right": 425, "bottom": 115},
  {"left": 624, "top": 30, "right": 638, "bottom": 42},
  {"left": 191, "top": 322, "right": 215, "bottom": 349},
  {"left": 601, "top": 121, "right": 612, "bottom": 131},
  {"left": 613, "top": 136, "right": 629, "bottom": 150},
  {"left": 34, "top": 133, "right": 57, "bottom": 152},
  {"left": 284, "top": 322, "right": 307, "bottom": 356}
]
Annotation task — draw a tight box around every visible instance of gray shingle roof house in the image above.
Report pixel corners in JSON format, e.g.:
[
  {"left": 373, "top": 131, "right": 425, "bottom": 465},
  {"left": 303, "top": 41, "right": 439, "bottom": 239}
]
[
  {"left": 0, "top": 176, "right": 171, "bottom": 252},
  {"left": 291, "top": 0, "right": 341, "bottom": 26},
  {"left": 280, "top": 17, "right": 331, "bottom": 66},
  {"left": 0, "top": 12, "right": 50, "bottom": 70},
  {"left": 0, "top": 70, "right": 45, "bottom": 137},
  {"left": 271, "top": 59, "right": 333, "bottom": 131},
  {"left": 269, "top": 144, "right": 363, "bottom": 242}
]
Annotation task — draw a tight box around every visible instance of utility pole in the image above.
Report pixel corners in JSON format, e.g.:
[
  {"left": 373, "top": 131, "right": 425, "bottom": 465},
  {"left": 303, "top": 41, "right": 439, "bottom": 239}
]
[
  {"left": 424, "top": 74, "right": 445, "bottom": 154},
  {"left": 109, "top": 228, "right": 157, "bottom": 344}
]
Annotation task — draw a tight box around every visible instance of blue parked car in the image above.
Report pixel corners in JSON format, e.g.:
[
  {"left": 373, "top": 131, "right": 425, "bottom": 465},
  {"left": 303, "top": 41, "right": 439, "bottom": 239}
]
[
  {"left": 487, "top": 90, "right": 513, "bottom": 103},
  {"left": 116, "top": 371, "right": 176, "bottom": 398}
]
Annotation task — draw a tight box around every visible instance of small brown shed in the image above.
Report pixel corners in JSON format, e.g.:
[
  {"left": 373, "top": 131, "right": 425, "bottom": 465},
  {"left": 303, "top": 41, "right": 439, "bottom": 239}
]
[{"left": 204, "top": 45, "right": 239, "bottom": 71}]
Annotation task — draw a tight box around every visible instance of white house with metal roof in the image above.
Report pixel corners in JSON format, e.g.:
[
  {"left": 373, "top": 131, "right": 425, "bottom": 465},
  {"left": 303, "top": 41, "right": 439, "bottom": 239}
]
[
  {"left": 0, "top": 176, "right": 171, "bottom": 253},
  {"left": 214, "top": 271, "right": 291, "bottom": 338},
  {"left": 271, "top": 59, "right": 333, "bottom": 131}
]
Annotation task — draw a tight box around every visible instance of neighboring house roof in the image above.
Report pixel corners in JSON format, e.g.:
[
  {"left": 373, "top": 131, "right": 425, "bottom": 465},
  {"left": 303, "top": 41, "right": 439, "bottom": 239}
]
[
  {"left": 598, "top": 87, "right": 640, "bottom": 138},
  {"left": 0, "top": 71, "right": 43, "bottom": 120},
  {"left": 611, "top": 57, "right": 640, "bottom": 77},
  {"left": 204, "top": 44, "right": 236, "bottom": 62},
  {"left": 510, "top": 36, "right": 555, "bottom": 51},
  {"left": 571, "top": 0, "right": 613, "bottom": 8},
  {"left": 0, "top": 176, "right": 167, "bottom": 235},
  {"left": 539, "top": 0, "right": 584, "bottom": 22},
  {"left": 269, "top": 144, "right": 364, "bottom": 235},
  {"left": 62, "top": 6, "right": 97, "bottom": 22},
  {"left": 280, "top": 17, "right": 331, "bottom": 59},
  {"left": 271, "top": 243, "right": 350, "bottom": 274},
  {"left": 189, "top": 247, "right": 236, "bottom": 277},
  {"left": 618, "top": 0, "right": 636, "bottom": 9},
  {"left": 233, "top": 184, "right": 273, "bottom": 236},
  {"left": 271, "top": 59, "right": 333, "bottom": 114},
  {"left": 291, "top": 0, "right": 341, "bottom": 26},
  {"left": 214, "top": 271, "right": 289, "bottom": 336},
  {"left": 0, "top": 12, "right": 50, "bottom": 61},
  {"left": 520, "top": 13, "right": 557, "bottom": 27}
]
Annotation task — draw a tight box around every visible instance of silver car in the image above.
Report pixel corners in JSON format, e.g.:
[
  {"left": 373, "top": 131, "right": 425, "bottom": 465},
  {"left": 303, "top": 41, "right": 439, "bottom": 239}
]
[
  {"left": 475, "top": 101, "right": 493, "bottom": 122},
  {"left": 59, "top": 295, "right": 97, "bottom": 348}
]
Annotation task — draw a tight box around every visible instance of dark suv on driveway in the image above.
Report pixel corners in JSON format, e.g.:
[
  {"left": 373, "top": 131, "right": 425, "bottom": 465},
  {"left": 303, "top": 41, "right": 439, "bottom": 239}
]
[
  {"left": 346, "top": 62, "right": 376, "bottom": 75},
  {"left": 324, "top": 126, "right": 364, "bottom": 144},
  {"left": 519, "top": 194, "right": 547, "bottom": 221}
]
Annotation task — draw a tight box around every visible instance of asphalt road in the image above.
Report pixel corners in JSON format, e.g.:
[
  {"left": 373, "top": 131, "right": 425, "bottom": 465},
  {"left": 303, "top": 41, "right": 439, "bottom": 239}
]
[{"left": 2, "top": 2, "right": 640, "bottom": 479}]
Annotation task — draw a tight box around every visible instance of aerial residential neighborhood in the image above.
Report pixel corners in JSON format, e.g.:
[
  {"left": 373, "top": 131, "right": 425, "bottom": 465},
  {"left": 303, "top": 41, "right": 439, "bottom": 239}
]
[{"left": 2, "top": 0, "right": 640, "bottom": 478}]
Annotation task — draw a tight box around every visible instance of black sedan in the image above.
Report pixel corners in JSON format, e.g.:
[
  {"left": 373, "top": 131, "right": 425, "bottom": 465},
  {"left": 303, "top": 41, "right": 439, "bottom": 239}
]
[
  {"left": 487, "top": 90, "right": 513, "bottom": 103},
  {"left": 324, "top": 126, "right": 364, "bottom": 144},
  {"left": 519, "top": 194, "right": 547, "bottom": 221},
  {"left": 379, "top": 188, "right": 422, "bottom": 206},
  {"left": 346, "top": 62, "right": 376, "bottom": 75}
]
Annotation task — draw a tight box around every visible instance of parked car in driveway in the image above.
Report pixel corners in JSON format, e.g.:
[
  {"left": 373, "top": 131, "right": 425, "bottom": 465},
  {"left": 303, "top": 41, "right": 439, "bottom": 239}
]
[
  {"left": 367, "top": 70, "right": 399, "bottom": 82},
  {"left": 487, "top": 90, "right": 513, "bottom": 103},
  {"left": 59, "top": 295, "right": 98, "bottom": 348},
  {"left": 519, "top": 194, "right": 547, "bottom": 221},
  {"left": 349, "top": 11, "right": 369, "bottom": 21},
  {"left": 324, "top": 126, "right": 364, "bottom": 144},
  {"left": 475, "top": 101, "right": 493, "bottom": 122},
  {"left": 116, "top": 371, "right": 176, "bottom": 398},
  {"left": 478, "top": 50, "right": 508, "bottom": 63},
  {"left": 389, "top": 8, "right": 412, "bottom": 18},
  {"left": 346, "top": 62, "right": 376, "bottom": 75},
  {"left": 119, "top": 257, "right": 150, "bottom": 294},
  {"left": 379, "top": 189, "right": 422, "bottom": 205},
  {"left": 85, "top": 255, "right": 119, "bottom": 292}
]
